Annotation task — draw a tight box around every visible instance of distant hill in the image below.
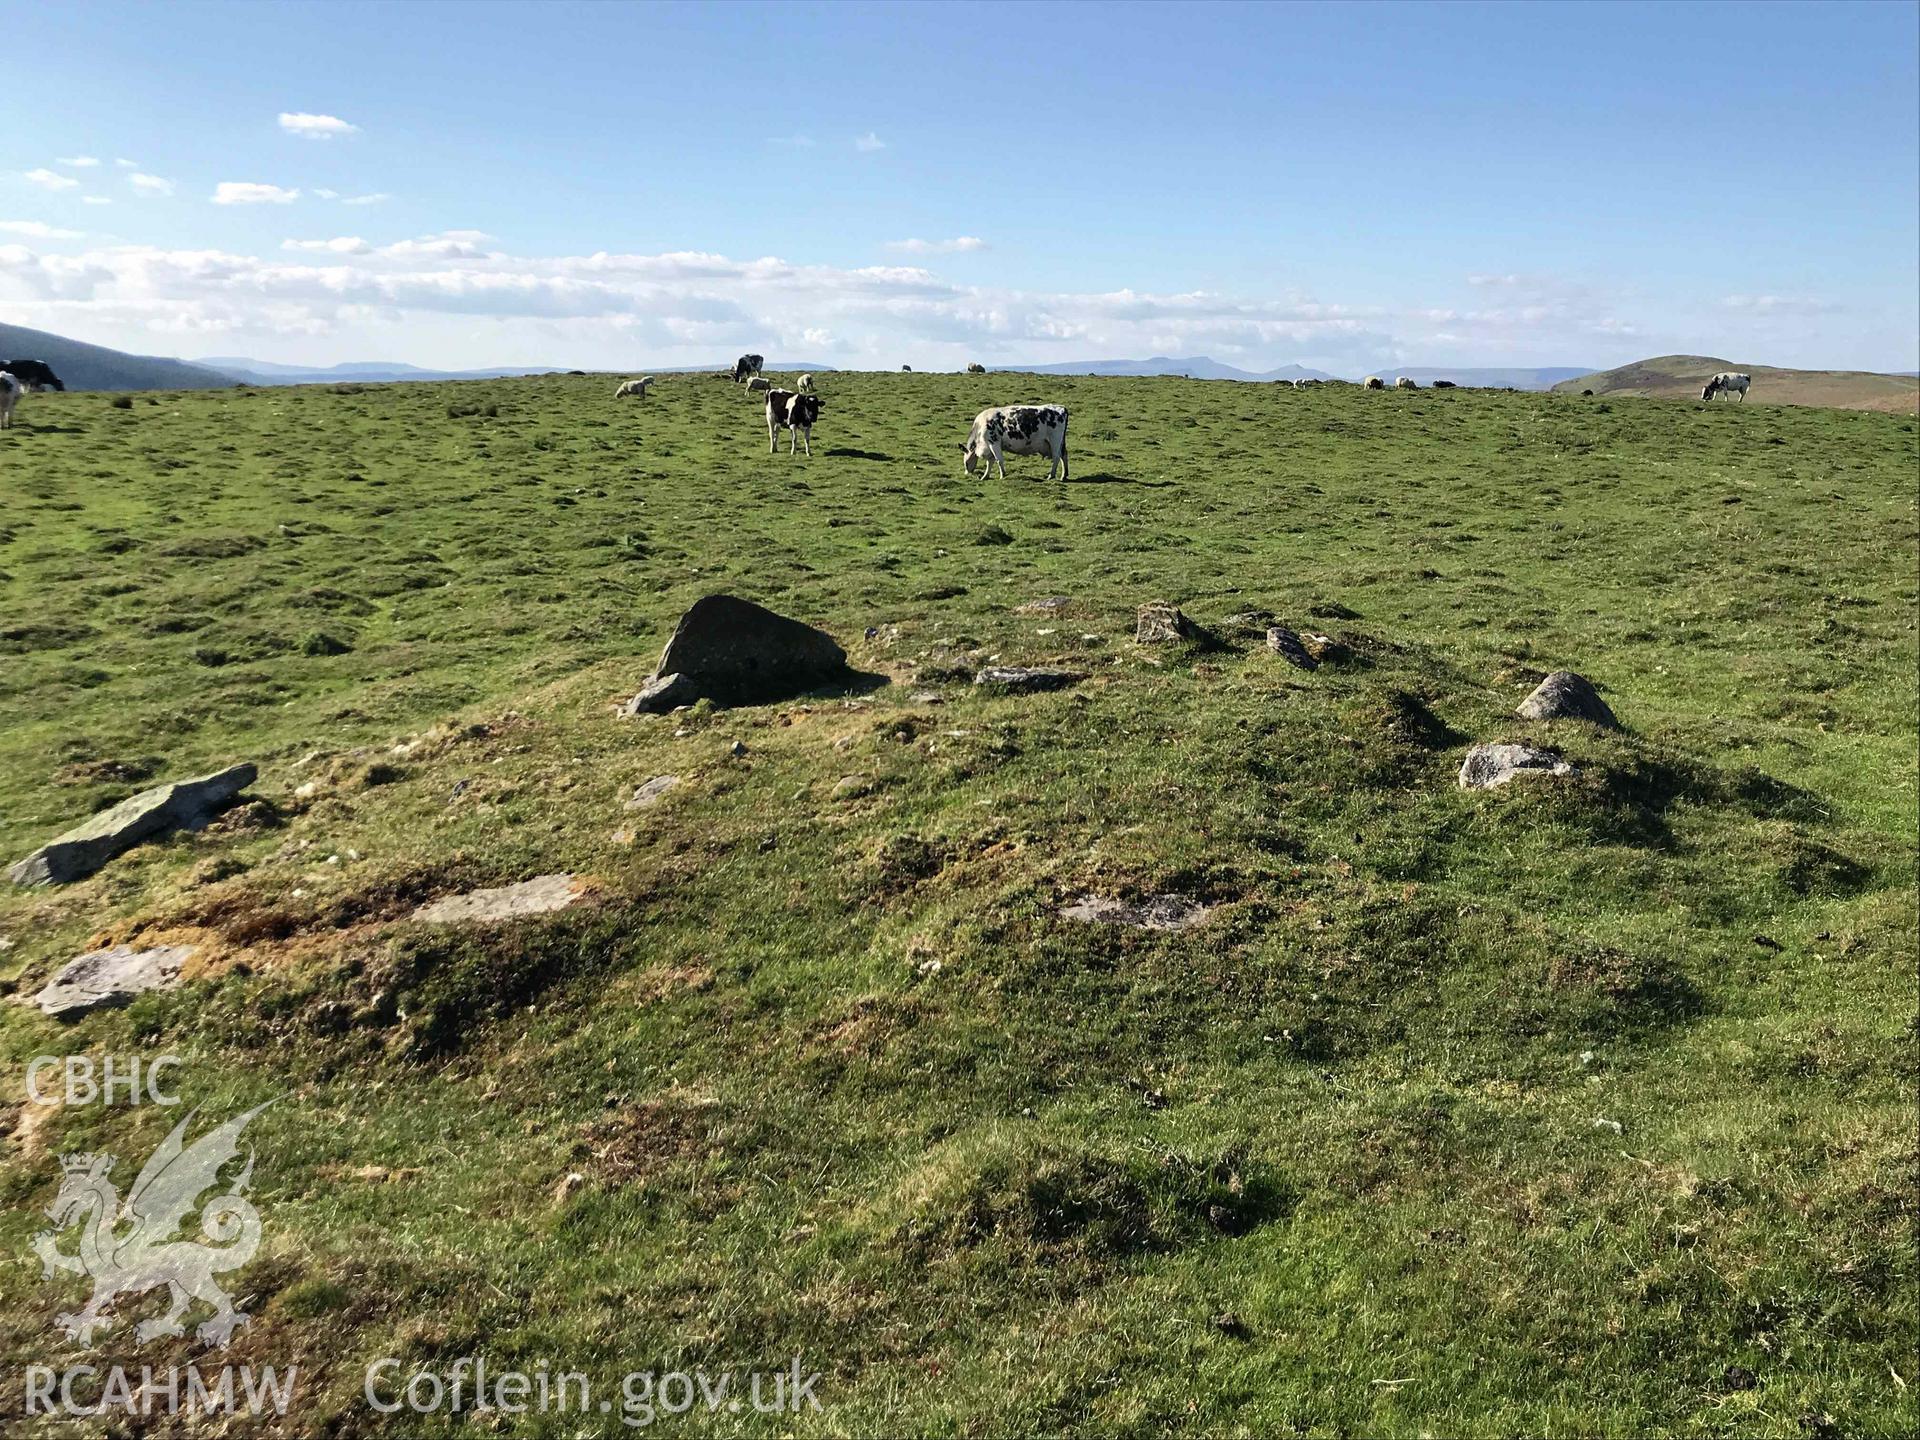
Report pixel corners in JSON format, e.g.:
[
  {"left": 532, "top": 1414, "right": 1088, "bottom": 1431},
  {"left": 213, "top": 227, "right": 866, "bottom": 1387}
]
[
  {"left": 198, "top": 358, "right": 840, "bottom": 385},
  {"left": 0, "top": 322, "right": 234, "bottom": 391},
  {"left": 998, "top": 356, "right": 1337, "bottom": 382},
  {"left": 1554, "top": 355, "right": 1919, "bottom": 413}
]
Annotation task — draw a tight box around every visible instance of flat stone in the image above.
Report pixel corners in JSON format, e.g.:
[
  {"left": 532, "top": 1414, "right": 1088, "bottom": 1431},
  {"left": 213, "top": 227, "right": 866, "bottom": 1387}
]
[
  {"left": 909, "top": 691, "right": 945, "bottom": 705},
  {"left": 625, "top": 594, "right": 849, "bottom": 713},
  {"left": 1458, "top": 743, "right": 1576, "bottom": 790},
  {"left": 1265, "top": 626, "right": 1319, "bottom": 671},
  {"left": 1014, "top": 597, "right": 1073, "bottom": 615},
  {"left": 1060, "top": 894, "right": 1213, "bottom": 931},
  {"left": 973, "top": 666, "right": 1086, "bottom": 694},
  {"left": 412, "top": 874, "right": 582, "bottom": 924},
  {"left": 34, "top": 944, "right": 192, "bottom": 1018},
  {"left": 9, "top": 764, "right": 258, "bottom": 887},
  {"left": 1517, "top": 671, "right": 1620, "bottom": 729},
  {"left": 625, "top": 776, "right": 681, "bottom": 809}
]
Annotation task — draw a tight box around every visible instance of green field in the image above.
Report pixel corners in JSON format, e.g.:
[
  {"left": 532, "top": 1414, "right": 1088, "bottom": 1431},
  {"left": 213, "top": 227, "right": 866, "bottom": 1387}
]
[{"left": 1, "top": 373, "right": 1914, "bottom": 1436}]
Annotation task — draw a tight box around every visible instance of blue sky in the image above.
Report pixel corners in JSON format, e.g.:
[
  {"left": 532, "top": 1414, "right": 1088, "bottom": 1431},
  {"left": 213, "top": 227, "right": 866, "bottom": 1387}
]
[{"left": 4, "top": 0, "right": 1915, "bottom": 373}]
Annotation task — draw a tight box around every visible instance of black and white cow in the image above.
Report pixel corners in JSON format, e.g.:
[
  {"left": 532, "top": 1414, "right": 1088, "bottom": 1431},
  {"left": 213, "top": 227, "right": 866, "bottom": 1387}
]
[
  {"left": 732, "top": 353, "right": 765, "bottom": 384},
  {"left": 0, "top": 372, "right": 24, "bottom": 429},
  {"left": 961, "top": 404, "right": 1069, "bottom": 482},
  {"left": 765, "top": 389, "right": 822, "bottom": 455},
  {"left": 1, "top": 359, "right": 63, "bottom": 391},
  {"left": 1701, "top": 371, "right": 1751, "bottom": 402}
]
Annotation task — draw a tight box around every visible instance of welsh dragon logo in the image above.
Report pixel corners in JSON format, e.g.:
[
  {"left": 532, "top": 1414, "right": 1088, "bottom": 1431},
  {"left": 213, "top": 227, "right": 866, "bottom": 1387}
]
[{"left": 32, "top": 1103, "right": 271, "bottom": 1348}]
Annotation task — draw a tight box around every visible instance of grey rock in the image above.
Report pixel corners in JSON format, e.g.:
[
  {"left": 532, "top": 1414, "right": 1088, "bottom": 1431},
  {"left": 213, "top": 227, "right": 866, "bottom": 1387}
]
[
  {"left": 625, "top": 594, "right": 849, "bottom": 714},
  {"left": 1265, "top": 626, "right": 1319, "bottom": 671},
  {"left": 9, "top": 764, "right": 258, "bottom": 887},
  {"left": 1517, "top": 671, "right": 1620, "bottom": 728},
  {"left": 622, "top": 671, "right": 701, "bottom": 716},
  {"left": 35, "top": 944, "right": 192, "bottom": 1017},
  {"left": 973, "top": 666, "right": 1086, "bottom": 694},
  {"left": 1135, "top": 601, "right": 1220, "bottom": 648},
  {"left": 625, "top": 776, "right": 681, "bottom": 809},
  {"left": 831, "top": 775, "right": 872, "bottom": 799},
  {"left": 1060, "top": 894, "right": 1213, "bottom": 931},
  {"left": 909, "top": 691, "right": 945, "bottom": 706},
  {"left": 1219, "top": 609, "right": 1280, "bottom": 639},
  {"left": 1458, "top": 743, "right": 1575, "bottom": 790},
  {"left": 413, "top": 874, "right": 582, "bottom": 924},
  {"left": 1014, "top": 596, "right": 1073, "bottom": 615}
]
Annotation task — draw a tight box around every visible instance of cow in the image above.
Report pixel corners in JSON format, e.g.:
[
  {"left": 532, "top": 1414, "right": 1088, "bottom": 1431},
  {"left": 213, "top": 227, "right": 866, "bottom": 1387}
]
[
  {"left": 1395, "top": 376, "right": 1418, "bottom": 390},
  {"left": 613, "top": 376, "right": 654, "bottom": 400},
  {"left": 1431, "top": 379, "right": 1456, "bottom": 389},
  {"left": 966, "top": 362, "right": 986, "bottom": 374},
  {"left": 765, "top": 389, "right": 822, "bottom": 455},
  {"left": 1364, "top": 376, "right": 1386, "bottom": 390},
  {"left": 0, "top": 372, "right": 24, "bottom": 429},
  {"left": 796, "top": 373, "right": 815, "bottom": 394},
  {"left": 745, "top": 375, "right": 772, "bottom": 396},
  {"left": 732, "top": 353, "right": 765, "bottom": 384},
  {"left": 961, "top": 404, "right": 1069, "bottom": 482},
  {"left": 0, "top": 359, "right": 63, "bottom": 391},
  {"left": 1701, "top": 371, "right": 1751, "bottom": 402},
  {"left": 902, "top": 364, "right": 912, "bottom": 372}
]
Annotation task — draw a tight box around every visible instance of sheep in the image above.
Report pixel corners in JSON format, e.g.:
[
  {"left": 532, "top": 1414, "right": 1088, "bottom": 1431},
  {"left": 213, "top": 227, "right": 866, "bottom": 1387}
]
[
  {"left": 0, "top": 371, "right": 22, "bottom": 429},
  {"left": 613, "top": 377, "right": 654, "bottom": 400},
  {"left": 796, "top": 373, "right": 815, "bottom": 394},
  {"left": 966, "top": 362, "right": 986, "bottom": 374},
  {"left": 1395, "top": 376, "right": 1418, "bottom": 390},
  {"left": 1364, "top": 376, "right": 1386, "bottom": 390},
  {"left": 745, "top": 375, "right": 772, "bottom": 396}
]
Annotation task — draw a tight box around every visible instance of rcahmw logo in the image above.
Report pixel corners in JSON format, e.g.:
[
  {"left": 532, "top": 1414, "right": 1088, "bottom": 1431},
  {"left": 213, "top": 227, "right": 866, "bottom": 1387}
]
[{"left": 21, "top": 1058, "right": 297, "bottom": 1418}]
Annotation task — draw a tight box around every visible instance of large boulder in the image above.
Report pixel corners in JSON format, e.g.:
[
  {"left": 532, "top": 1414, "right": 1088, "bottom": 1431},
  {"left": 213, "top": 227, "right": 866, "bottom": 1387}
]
[
  {"left": 1458, "top": 743, "right": 1575, "bottom": 790},
  {"left": 624, "top": 595, "right": 849, "bottom": 714},
  {"left": 34, "top": 944, "right": 192, "bottom": 1018},
  {"left": 1135, "top": 601, "right": 1221, "bottom": 649},
  {"left": 1517, "top": 671, "right": 1620, "bottom": 728},
  {"left": 9, "top": 764, "right": 257, "bottom": 886},
  {"left": 1265, "top": 626, "right": 1319, "bottom": 672}
]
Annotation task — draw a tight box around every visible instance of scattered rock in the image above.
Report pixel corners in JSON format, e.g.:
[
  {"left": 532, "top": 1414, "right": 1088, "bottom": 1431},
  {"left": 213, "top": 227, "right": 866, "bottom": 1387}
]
[
  {"left": 908, "top": 691, "right": 944, "bottom": 706},
  {"left": 1517, "top": 671, "right": 1620, "bottom": 729},
  {"left": 1264, "top": 626, "right": 1318, "bottom": 671},
  {"left": 1301, "top": 633, "right": 1346, "bottom": 664},
  {"left": 34, "top": 944, "right": 193, "bottom": 1018},
  {"left": 1014, "top": 597, "right": 1073, "bottom": 615},
  {"left": 623, "top": 594, "right": 850, "bottom": 714},
  {"left": 9, "top": 763, "right": 258, "bottom": 886},
  {"left": 1135, "top": 601, "right": 1220, "bottom": 648},
  {"left": 1457, "top": 743, "right": 1575, "bottom": 790},
  {"left": 973, "top": 666, "right": 1086, "bottom": 695},
  {"left": 1308, "top": 601, "right": 1361, "bottom": 620},
  {"left": 1060, "top": 894, "right": 1213, "bottom": 930},
  {"left": 625, "top": 776, "right": 681, "bottom": 809},
  {"left": 412, "top": 874, "right": 583, "bottom": 924},
  {"left": 727, "top": 740, "right": 749, "bottom": 758},
  {"left": 831, "top": 776, "right": 872, "bottom": 799},
  {"left": 1218, "top": 609, "right": 1279, "bottom": 639}
]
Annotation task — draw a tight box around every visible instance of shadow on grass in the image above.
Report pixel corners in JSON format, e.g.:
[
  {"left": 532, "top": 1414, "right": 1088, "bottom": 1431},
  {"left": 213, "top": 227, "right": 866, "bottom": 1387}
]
[
  {"left": 1071, "top": 472, "right": 1174, "bottom": 487},
  {"left": 825, "top": 448, "right": 894, "bottom": 462}
]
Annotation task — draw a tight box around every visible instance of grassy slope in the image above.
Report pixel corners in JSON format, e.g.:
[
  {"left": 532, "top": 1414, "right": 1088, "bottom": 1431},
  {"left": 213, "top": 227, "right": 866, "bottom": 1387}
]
[
  {"left": 0, "top": 375, "right": 1914, "bottom": 1436},
  {"left": 1557, "top": 354, "right": 1920, "bottom": 414}
]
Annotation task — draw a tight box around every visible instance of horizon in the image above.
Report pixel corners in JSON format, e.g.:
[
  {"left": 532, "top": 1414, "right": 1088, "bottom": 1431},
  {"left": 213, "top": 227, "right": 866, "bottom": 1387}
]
[{"left": 4, "top": 0, "right": 1915, "bottom": 374}]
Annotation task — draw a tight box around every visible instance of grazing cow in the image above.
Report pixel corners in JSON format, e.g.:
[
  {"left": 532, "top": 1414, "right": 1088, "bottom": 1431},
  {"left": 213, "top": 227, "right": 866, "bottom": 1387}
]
[
  {"left": 0, "top": 372, "right": 23, "bottom": 429},
  {"left": 613, "top": 376, "right": 654, "bottom": 400},
  {"left": 966, "top": 362, "right": 986, "bottom": 374},
  {"left": 764, "top": 389, "right": 823, "bottom": 455},
  {"left": 732, "top": 353, "right": 765, "bottom": 384},
  {"left": 1432, "top": 379, "right": 1456, "bottom": 389},
  {"left": 902, "top": 364, "right": 912, "bottom": 371},
  {"left": 961, "top": 404, "right": 1069, "bottom": 482},
  {"left": 1395, "top": 376, "right": 1418, "bottom": 390},
  {"left": 796, "top": 373, "right": 815, "bottom": 394},
  {"left": 745, "top": 375, "right": 772, "bottom": 396},
  {"left": 1364, "top": 376, "right": 1386, "bottom": 390},
  {"left": 0, "top": 359, "right": 63, "bottom": 391},
  {"left": 1582, "top": 389, "right": 1594, "bottom": 397},
  {"left": 1701, "top": 371, "right": 1751, "bottom": 402}
]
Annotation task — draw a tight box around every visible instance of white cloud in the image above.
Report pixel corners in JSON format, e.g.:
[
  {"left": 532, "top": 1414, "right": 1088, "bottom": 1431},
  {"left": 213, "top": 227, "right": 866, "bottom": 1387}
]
[
  {"left": 379, "top": 230, "right": 494, "bottom": 259},
  {"left": 887, "top": 236, "right": 986, "bottom": 255},
  {"left": 214, "top": 182, "right": 300, "bottom": 205},
  {"left": 279, "top": 112, "right": 358, "bottom": 140},
  {"left": 24, "top": 169, "right": 80, "bottom": 191},
  {"left": 129, "top": 173, "right": 175, "bottom": 197},
  {"left": 0, "top": 220, "right": 84, "bottom": 239},
  {"left": 283, "top": 236, "right": 372, "bottom": 254},
  {"left": 340, "top": 192, "right": 390, "bottom": 206},
  {"left": 115, "top": 158, "right": 139, "bottom": 169},
  {"left": 56, "top": 156, "right": 101, "bottom": 168},
  {"left": 854, "top": 132, "right": 886, "bottom": 152},
  {"left": 1720, "top": 293, "right": 1840, "bottom": 316}
]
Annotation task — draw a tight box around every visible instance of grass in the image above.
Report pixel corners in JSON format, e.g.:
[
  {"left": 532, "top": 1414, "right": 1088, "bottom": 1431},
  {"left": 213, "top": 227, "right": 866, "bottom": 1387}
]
[{"left": 0, "top": 372, "right": 1913, "bottom": 1436}]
